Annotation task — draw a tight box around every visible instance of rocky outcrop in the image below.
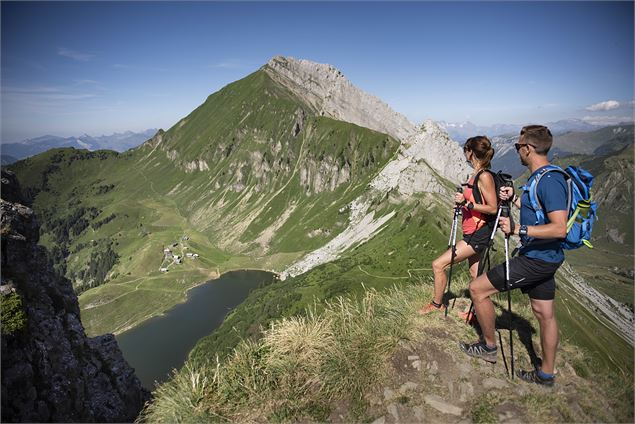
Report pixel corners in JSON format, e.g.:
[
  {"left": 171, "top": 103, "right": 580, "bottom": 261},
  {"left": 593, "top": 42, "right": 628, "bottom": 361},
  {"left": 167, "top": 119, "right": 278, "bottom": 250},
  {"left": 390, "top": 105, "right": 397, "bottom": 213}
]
[
  {"left": 372, "top": 120, "right": 470, "bottom": 195},
  {"left": 403, "top": 121, "right": 472, "bottom": 185},
  {"left": 1, "top": 170, "right": 149, "bottom": 422},
  {"left": 299, "top": 156, "right": 351, "bottom": 194}
]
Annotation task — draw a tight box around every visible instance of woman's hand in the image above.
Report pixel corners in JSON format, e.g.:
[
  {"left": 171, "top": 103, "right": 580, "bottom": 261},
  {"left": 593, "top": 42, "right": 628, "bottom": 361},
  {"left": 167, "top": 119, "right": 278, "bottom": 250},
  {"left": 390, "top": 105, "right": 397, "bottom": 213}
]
[
  {"left": 499, "top": 186, "right": 514, "bottom": 201},
  {"left": 454, "top": 192, "right": 466, "bottom": 204}
]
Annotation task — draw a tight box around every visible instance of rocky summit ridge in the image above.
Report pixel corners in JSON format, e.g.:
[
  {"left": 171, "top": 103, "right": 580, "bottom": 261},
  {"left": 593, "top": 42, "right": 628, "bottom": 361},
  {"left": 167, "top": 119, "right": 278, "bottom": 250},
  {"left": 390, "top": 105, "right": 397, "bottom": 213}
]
[{"left": 264, "top": 56, "right": 471, "bottom": 184}]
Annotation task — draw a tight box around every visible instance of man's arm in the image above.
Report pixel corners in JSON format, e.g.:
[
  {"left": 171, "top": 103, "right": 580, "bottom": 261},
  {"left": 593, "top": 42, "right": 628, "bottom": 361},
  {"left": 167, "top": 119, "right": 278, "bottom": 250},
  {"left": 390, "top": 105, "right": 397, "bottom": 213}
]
[
  {"left": 522, "top": 210, "right": 567, "bottom": 239},
  {"left": 499, "top": 210, "right": 567, "bottom": 238}
]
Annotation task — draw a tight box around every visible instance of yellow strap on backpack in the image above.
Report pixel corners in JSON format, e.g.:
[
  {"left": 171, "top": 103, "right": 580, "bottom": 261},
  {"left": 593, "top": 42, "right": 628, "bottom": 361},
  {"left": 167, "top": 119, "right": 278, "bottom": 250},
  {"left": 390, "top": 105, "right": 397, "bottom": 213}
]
[{"left": 566, "top": 194, "right": 594, "bottom": 248}]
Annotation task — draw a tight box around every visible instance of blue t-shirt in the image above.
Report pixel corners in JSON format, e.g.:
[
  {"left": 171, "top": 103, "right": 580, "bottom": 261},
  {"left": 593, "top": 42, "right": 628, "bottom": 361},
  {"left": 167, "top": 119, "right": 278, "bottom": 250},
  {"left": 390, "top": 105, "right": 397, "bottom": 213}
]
[{"left": 518, "top": 165, "right": 568, "bottom": 263}]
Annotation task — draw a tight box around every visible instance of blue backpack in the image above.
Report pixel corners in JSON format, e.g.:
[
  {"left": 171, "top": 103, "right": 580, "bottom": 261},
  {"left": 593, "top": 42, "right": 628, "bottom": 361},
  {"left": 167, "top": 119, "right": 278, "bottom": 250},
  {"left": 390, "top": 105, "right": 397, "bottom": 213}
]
[{"left": 523, "top": 165, "right": 597, "bottom": 249}]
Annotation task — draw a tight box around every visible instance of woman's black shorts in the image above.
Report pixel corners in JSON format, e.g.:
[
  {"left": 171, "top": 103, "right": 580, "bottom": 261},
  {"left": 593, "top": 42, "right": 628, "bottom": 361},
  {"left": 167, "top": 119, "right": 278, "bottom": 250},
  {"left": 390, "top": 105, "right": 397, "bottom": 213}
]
[
  {"left": 463, "top": 223, "right": 494, "bottom": 253},
  {"left": 487, "top": 255, "right": 563, "bottom": 300}
]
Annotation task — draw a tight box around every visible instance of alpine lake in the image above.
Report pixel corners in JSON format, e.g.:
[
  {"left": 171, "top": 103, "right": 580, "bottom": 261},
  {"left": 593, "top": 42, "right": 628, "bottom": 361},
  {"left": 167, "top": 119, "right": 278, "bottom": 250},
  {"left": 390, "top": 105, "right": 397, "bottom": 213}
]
[{"left": 115, "top": 270, "right": 274, "bottom": 389}]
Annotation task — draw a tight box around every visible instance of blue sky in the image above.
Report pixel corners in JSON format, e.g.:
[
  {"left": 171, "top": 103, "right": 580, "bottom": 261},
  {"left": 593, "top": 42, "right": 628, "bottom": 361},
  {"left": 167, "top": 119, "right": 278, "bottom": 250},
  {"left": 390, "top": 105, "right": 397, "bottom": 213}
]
[{"left": 2, "top": 1, "right": 633, "bottom": 142}]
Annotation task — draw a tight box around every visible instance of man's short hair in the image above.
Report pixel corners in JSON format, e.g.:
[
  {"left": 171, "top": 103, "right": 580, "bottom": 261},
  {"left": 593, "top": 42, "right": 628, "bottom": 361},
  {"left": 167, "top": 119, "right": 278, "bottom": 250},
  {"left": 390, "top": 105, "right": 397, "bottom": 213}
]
[{"left": 520, "top": 125, "right": 553, "bottom": 155}]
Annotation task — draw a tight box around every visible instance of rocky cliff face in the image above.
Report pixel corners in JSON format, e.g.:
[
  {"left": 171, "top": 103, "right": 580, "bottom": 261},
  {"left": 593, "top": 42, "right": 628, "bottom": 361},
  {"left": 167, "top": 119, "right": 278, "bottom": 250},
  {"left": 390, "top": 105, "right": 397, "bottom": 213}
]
[
  {"left": 1, "top": 169, "right": 149, "bottom": 422},
  {"left": 264, "top": 56, "right": 471, "bottom": 184},
  {"left": 264, "top": 56, "right": 416, "bottom": 142}
]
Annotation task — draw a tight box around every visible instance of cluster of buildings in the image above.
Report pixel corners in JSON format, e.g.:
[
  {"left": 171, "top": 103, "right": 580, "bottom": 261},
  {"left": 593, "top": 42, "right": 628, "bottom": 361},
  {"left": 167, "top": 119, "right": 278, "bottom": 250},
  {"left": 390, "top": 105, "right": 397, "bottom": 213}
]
[{"left": 159, "top": 235, "right": 198, "bottom": 272}]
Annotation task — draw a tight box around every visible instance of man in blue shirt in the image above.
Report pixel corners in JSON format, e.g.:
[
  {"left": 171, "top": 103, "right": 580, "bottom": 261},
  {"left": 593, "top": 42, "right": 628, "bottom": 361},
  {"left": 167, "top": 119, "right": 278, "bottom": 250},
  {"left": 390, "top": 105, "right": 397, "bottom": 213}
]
[{"left": 460, "top": 125, "right": 568, "bottom": 387}]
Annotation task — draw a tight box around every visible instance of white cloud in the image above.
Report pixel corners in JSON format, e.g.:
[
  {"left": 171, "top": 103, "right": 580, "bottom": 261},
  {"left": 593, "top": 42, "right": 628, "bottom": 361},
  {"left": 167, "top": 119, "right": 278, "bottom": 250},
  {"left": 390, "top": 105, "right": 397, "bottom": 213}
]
[
  {"left": 57, "top": 47, "right": 95, "bottom": 61},
  {"left": 581, "top": 115, "right": 634, "bottom": 125},
  {"left": 585, "top": 100, "right": 620, "bottom": 111}
]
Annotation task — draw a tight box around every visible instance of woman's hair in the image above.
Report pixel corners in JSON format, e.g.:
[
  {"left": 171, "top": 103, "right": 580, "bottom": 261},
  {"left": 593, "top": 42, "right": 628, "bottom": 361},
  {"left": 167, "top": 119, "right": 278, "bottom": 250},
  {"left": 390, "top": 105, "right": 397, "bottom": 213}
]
[{"left": 463, "top": 135, "right": 494, "bottom": 169}]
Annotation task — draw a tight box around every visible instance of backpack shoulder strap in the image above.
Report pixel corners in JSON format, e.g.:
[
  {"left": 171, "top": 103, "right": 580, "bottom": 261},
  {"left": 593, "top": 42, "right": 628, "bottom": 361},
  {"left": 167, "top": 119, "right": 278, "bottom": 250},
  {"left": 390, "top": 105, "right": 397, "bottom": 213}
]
[
  {"left": 521, "top": 165, "right": 571, "bottom": 224},
  {"left": 472, "top": 169, "right": 493, "bottom": 205}
]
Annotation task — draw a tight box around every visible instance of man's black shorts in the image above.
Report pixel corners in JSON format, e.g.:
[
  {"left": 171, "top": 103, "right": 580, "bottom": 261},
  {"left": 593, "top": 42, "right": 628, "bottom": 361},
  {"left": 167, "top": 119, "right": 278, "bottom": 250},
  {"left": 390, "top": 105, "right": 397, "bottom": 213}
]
[
  {"left": 463, "top": 223, "right": 494, "bottom": 254},
  {"left": 486, "top": 255, "right": 562, "bottom": 300}
]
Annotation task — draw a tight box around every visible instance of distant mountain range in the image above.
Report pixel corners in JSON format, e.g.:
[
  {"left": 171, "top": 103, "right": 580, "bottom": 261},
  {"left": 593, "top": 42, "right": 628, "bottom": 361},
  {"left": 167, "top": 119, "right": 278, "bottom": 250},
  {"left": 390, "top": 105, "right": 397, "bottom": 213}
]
[
  {"left": 490, "top": 124, "right": 634, "bottom": 178},
  {"left": 1, "top": 129, "right": 158, "bottom": 164},
  {"left": 437, "top": 118, "right": 625, "bottom": 141}
]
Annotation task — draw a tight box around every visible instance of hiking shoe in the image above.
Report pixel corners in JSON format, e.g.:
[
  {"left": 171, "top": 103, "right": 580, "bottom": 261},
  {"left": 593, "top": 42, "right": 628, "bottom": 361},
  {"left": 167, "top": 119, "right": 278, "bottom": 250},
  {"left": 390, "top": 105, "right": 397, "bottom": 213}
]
[
  {"left": 516, "top": 369, "right": 555, "bottom": 387},
  {"left": 418, "top": 302, "right": 446, "bottom": 315},
  {"left": 459, "top": 341, "right": 497, "bottom": 363}
]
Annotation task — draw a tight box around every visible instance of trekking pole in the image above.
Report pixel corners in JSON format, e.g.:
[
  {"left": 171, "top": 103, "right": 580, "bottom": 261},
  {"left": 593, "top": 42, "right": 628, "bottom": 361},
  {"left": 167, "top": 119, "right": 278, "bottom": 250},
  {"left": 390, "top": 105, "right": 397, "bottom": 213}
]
[
  {"left": 500, "top": 204, "right": 514, "bottom": 379},
  {"left": 445, "top": 188, "right": 462, "bottom": 317},
  {"left": 497, "top": 329, "right": 510, "bottom": 376}
]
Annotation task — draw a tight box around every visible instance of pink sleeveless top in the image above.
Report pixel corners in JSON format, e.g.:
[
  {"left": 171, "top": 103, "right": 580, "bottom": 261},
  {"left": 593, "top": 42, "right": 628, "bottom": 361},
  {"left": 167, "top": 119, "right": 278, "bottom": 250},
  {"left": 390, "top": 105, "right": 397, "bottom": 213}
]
[{"left": 462, "top": 175, "right": 488, "bottom": 235}]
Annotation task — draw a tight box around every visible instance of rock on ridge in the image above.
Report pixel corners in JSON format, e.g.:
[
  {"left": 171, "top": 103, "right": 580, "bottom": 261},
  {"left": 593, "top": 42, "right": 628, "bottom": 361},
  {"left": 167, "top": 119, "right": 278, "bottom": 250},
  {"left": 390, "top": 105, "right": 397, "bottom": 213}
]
[
  {"left": 404, "top": 120, "right": 472, "bottom": 184},
  {"left": 264, "top": 56, "right": 416, "bottom": 142},
  {"left": 0, "top": 169, "right": 149, "bottom": 422}
]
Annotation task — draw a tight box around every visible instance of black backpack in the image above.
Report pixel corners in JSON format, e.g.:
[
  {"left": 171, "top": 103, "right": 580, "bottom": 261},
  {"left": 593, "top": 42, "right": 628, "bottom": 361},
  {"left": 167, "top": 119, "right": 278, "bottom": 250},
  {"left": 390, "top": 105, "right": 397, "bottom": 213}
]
[{"left": 468, "top": 169, "right": 512, "bottom": 220}]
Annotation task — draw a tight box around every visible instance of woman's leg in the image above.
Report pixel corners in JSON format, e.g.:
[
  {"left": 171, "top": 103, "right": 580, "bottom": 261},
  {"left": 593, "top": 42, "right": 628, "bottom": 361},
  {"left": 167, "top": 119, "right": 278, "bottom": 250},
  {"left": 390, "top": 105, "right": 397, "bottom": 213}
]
[
  {"left": 468, "top": 251, "right": 482, "bottom": 279},
  {"left": 430, "top": 240, "right": 477, "bottom": 305}
]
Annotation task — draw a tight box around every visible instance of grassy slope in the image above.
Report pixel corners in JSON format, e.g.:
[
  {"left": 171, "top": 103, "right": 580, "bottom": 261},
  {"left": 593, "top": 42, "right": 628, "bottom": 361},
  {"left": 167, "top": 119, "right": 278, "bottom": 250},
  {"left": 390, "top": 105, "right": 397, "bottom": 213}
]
[
  {"left": 192, "top": 183, "right": 634, "bottom": 373},
  {"left": 189, "top": 192, "right": 454, "bottom": 362},
  {"left": 7, "top": 69, "right": 400, "bottom": 336},
  {"left": 146, "top": 178, "right": 633, "bottom": 420}
]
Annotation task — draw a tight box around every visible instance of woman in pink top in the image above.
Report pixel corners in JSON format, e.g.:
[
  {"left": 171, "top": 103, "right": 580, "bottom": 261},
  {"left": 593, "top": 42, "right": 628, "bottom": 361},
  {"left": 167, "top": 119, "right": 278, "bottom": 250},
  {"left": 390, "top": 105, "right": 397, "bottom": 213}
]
[{"left": 419, "top": 136, "right": 498, "bottom": 314}]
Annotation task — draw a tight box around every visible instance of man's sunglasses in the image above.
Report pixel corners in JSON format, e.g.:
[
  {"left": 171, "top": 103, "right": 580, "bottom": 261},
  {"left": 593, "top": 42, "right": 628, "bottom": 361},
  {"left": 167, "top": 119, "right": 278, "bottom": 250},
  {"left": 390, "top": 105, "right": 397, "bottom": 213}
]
[{"left": 514, "top": 143, "right": 536, "bottom": 151}]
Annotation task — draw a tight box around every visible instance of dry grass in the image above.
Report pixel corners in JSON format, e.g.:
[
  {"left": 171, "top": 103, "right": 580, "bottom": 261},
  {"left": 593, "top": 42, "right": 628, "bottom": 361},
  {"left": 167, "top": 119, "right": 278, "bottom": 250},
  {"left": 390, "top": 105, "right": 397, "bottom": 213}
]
[{"left": 139, "top": 283, "right": 432, "bottom": 422}]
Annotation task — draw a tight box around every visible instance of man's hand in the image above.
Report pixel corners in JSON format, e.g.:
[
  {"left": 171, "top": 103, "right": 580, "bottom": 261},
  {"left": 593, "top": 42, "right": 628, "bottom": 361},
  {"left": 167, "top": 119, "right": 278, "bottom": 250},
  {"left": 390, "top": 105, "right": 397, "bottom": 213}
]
[
  {"left": 499, "top": 186, "right": 514, "bottom": 201},
  {"left": 499, "top": 216, "right": 516, "bottom": 235},
  {"left": 454, "top": 192, "right": 466, "bottom": 205}
]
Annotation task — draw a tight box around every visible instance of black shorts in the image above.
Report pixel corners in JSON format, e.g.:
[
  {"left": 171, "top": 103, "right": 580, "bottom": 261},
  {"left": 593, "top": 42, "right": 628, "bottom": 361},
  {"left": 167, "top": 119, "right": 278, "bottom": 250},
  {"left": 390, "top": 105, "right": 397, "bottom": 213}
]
[
  {"left": 487, "top": 255, "right": 562, "bottom": 300},
  {"left": 463, "top": 223, "right": 494, "bottom": 253}
]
